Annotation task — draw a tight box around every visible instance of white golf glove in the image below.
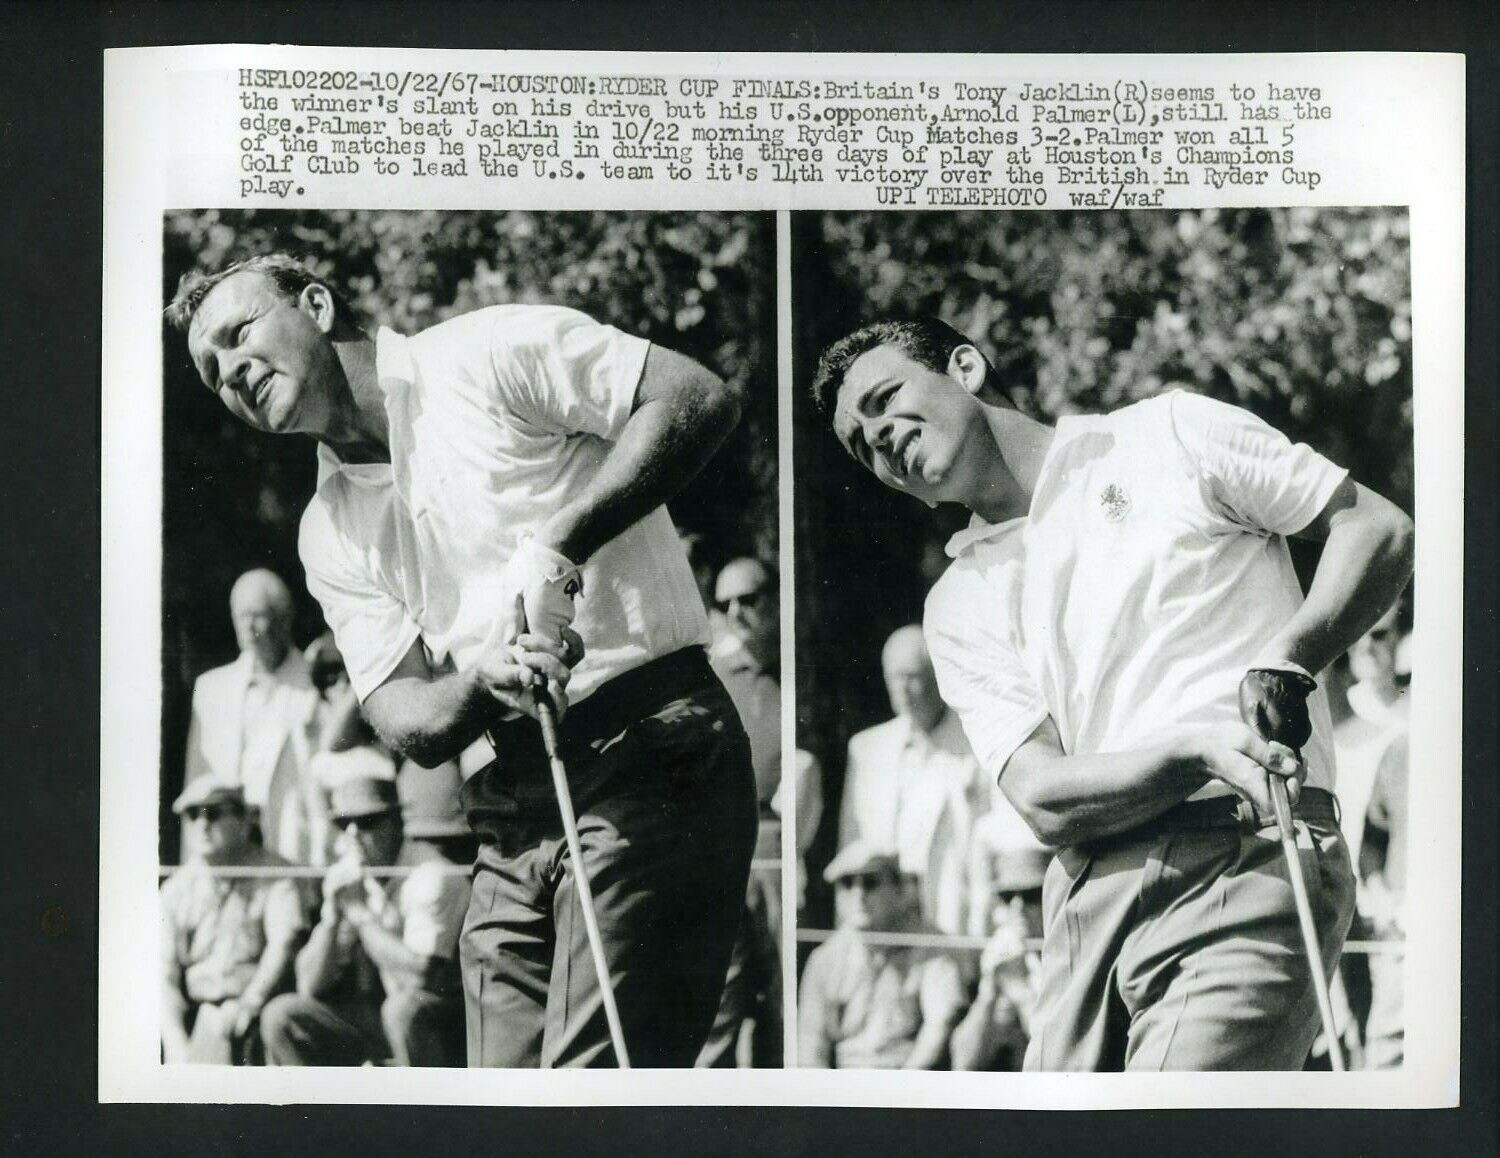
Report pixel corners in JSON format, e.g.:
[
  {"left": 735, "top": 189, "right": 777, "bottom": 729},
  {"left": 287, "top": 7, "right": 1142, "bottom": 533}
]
[{"left": 501, "top": 533, "right": 583, "bottom": 643}]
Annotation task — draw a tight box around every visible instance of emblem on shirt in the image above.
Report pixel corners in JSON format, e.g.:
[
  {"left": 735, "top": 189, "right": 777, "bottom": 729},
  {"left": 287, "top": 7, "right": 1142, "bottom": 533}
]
[{"left": 1099, "top": 483, "right": 1130, "bottom": 522}]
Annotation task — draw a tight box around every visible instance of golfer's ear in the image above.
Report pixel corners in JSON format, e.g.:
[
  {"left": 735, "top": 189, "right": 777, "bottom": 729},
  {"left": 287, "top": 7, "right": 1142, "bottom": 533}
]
[
  {"left": 299, "top": 283, "right": 337, "bottom": 334},
  {"left": 947, "top": 345, "right": 988, "bottom": 396}
]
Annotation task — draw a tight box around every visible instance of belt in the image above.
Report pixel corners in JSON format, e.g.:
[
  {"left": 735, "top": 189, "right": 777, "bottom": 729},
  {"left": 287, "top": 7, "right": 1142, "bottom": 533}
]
[
  {"left": 483, "top": 645, "right": 714, "bottom": 764},
  {"left": 1130, "top": 787, "right": 1339, "bottom": 840}
]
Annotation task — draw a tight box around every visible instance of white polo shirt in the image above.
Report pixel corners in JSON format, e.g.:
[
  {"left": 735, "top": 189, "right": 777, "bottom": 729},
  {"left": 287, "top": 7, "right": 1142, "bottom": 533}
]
[
  {"left": 925, "top": 391, "right": 1347, "bottom": 802},
  {"left": 298, "top": 305, "right": 709, "bottom": 705}
]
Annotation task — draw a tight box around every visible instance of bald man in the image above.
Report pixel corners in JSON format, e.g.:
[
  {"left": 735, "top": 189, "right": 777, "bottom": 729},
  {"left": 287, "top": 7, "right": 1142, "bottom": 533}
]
[
  {"left": 838, "top": 626, "right": 990, "bottom": 935},
  {"left": 184, "top": 569, "right": 322, "bottom": 860}
]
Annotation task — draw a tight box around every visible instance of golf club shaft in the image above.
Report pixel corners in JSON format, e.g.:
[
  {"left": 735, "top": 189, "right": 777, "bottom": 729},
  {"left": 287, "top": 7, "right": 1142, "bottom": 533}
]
[
  {"left": 1268, "top": 774, "right": 1345, "bottom": 1071},
  {"left": 534, "top": 697, "right": 632, "bottom": 1069}
]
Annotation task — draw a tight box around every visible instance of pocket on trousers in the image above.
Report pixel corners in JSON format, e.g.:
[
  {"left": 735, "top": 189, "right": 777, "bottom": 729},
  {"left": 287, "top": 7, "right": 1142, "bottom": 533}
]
[{"left": 615, "top": 691, "right": 743, "bottom": 803}]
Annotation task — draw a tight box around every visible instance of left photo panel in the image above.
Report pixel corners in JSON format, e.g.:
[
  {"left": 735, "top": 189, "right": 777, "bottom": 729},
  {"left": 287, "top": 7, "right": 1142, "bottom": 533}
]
[{"left": 157, "top": 210, "right": 783, "bottom": 1070}]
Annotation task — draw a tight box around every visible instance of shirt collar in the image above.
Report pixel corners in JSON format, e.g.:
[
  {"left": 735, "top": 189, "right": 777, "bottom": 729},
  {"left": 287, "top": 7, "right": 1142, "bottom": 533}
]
[
  {"left": 314, "top": 327, "right": 409, "bottom": 492},
  {"left": 944, "top": 512, "right": 1025, "bottom": 558},
  {"left": 943, "top": 414, "right": 1076, "bottom": 559}
]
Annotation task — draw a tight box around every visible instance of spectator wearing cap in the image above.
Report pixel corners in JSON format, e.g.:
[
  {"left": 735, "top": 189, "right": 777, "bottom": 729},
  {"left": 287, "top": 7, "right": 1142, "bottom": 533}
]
[
  {"left": 160, "top": 780, "right": 310, "bottom": 1064},
  {"left": 182, "top": 569, "right": 322, "bottom": 861},
  {"left": 839, "top": 626, "right": 990, "bottom": 935},
  {"left": 798, "top": 841, "right": 967, "bottom": 1069},
  {"left": 261, "top": 771, "right": 470, "bottom": 1066}
]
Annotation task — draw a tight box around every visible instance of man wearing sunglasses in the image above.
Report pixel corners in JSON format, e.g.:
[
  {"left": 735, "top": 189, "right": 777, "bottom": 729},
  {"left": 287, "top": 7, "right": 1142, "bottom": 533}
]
[
  {"left": 160, "top": 780, "right": 309, "bottom": 1064},
  {"left": 798, "top": 840, "right": 966, "bottom": 1069},
  {"left": 261, "top": 769, "right": 470, "bottom": 1066}
]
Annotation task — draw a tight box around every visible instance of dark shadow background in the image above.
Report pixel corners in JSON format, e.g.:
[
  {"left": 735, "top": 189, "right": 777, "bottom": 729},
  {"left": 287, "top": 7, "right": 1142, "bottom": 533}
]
[
  {"left": 793, "top": 208, "right": 1413, "bottom": 926},
  {"left": 159, "top": 210, "right": 777, "bottom": 860}
]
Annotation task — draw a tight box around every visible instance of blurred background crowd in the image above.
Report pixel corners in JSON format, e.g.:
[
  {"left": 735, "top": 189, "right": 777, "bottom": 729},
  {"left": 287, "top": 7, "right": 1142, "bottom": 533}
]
[
  {"left": 158, "top": 210, "right": 783, "bottom": 1067},
  {"left": 791, "top": 208, "right": 1414, "bottom": 1071}
]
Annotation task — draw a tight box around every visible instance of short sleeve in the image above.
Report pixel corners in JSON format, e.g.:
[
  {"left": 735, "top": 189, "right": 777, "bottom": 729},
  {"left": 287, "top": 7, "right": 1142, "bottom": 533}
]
[
  {"left": 917, "top": 953, "right": 967, "bottom": 1022},
  {"left": 1168, "top": 390, "right": 1348, "bottom": 537},
  {"left": 299, "top": 499, "right": 423, "bottom": 701},
  {"left": 261, "top": 877, "right": 309, "bottom": 944},
  {"left": 398, "top": 863, "right": 471, "bottom": 960},
  {"left": 924, "top": 566, "right": 1048, "bottom": 782},
  {"left": 488, "top": 306, "right": 650, "bottom": 441}
]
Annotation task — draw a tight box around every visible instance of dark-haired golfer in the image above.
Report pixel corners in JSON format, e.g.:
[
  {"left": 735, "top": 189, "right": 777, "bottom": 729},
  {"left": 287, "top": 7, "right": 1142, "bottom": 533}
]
[
  {"left": 813, "top": 318, "right": 1413, "bottom": 1070},
  {"left": 169, "top": 255, "right": 758, "bottom": 1067}
]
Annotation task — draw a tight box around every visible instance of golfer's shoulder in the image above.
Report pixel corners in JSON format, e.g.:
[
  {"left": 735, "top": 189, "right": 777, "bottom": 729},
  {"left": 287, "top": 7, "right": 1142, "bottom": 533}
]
[
  {"left": 412, "top": 303, "right": 610, "bottom": 363},
  {"left": 922, "top": 556, "right": 990, "bottom": 642}
]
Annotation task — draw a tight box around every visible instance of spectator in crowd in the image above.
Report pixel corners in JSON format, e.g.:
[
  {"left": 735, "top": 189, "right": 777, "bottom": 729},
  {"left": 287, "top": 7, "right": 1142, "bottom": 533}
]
[
  {"left": 161, "top": 780, "right": 309, "bottom": 1064},
  {"left": 183, "top": 569, "right": 322, "bottom": 861},
  {"left": 838, "top": 626, "right": 988, "bottom": 935},
  {"left": 711, "top": 556, "right": 782, "bottom": 803},
  {"left": 965, "top": 778, "right": 1052, "bottom": 943},
  {"left": 398, "top": 756, "right": 480, "bottom": 868},
  {"left": 798, "top": 841, "right": 967, "bottom": 1069},
  {"left": 950, "top": 896, "right": 1041, "bottom": 1071},
  {"left": 699, "top": 554, "right": 789, "bottom": 1067},
  {"left": 1328, "top": 608, "right": 1410, "bottom": 1068},
  {"left": 261, "top": 769, "right": 470, "bottom": 1066},
  {"left": 777, "top": 748, "right": 824, "bottom": 916},
  {"left": 1360, "top": 732, "right": 1409, "bottom": 1068}
]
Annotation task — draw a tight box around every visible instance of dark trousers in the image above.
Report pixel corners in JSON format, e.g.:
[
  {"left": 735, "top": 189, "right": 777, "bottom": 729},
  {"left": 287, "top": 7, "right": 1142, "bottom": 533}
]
[
  {"left": 461, "top": 650, "right": 759, "bottom": 1068},
  {"left": 261, "top": 987, "right": 464, "bottom": 1067}
]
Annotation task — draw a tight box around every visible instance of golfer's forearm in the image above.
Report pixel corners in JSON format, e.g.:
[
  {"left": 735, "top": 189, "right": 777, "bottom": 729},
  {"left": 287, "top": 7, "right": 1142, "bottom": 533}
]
[
  {"left": 538, "top": 346, "right": 742, "bottom": 564},
  {"left": 364, "top": 669, "right": 494, "bottom": 768},
  {"left": 1268, "top": 490, "right": 1414, "bottom": 675},
  {"left": 1004, "top": 737, "right": 1206, "bottom": 846}
]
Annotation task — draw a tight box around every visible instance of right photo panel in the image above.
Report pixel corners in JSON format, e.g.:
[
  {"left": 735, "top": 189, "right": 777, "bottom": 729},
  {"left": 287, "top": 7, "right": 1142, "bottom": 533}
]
[{"left": 792, "top": 209, "right": 1414, "bottom": 1073}]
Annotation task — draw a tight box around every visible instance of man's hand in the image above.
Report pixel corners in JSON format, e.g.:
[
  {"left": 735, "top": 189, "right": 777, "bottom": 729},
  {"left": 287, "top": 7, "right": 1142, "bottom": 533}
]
[
  {"left": 500, "top": 534, "right": 583, "bottom": 644},
  {"left": 1194, "top": 723, "right": 1306, "bottom": 816},
  {"left": 475, "top": 620, "right": 583, "bottom": 721},
  {"left": 1239, "top": 667, "right": 1318, "bottom": 752},
  {"left": 227, "top": 995, "right": 262, "bottom": 1039},
  {"left": 320, "top": 856, "right": 364, "bottom": 921},
  {"left": 977, "top": 898, "right": 1031, "bottom": 1002}
]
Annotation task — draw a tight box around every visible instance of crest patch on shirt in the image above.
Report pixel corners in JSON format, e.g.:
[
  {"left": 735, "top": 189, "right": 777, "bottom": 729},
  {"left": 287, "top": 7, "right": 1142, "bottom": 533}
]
[{"left": 1099, "top": 483, "right": 1130, "bottom": 522}]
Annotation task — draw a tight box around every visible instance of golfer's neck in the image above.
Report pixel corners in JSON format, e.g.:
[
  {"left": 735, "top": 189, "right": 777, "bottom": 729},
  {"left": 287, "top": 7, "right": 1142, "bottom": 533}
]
[
  {"left": 323, "top": 339, "right": 390, "bottom": 463},
  {"left": 968, "top": 409, "right": 1055, "bottom": 523}
]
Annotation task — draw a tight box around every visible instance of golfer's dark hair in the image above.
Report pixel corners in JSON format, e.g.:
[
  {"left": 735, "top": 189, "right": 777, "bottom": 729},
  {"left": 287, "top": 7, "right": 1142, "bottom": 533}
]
[
  {"left": 164, "top": 253, "right": 359, "bottom": 333},
  {"left": 810, "top": 317, "right": 982, "bottom": 414}
]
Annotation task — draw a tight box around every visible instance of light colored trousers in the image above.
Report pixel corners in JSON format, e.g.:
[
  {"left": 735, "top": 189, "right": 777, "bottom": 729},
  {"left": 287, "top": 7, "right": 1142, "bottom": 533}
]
[{"left": 1025, "top": 797, "right": 1355, "bottom": 1071}]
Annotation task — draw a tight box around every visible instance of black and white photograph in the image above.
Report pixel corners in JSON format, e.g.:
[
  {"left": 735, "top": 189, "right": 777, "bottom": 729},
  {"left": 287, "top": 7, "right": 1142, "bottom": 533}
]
[
  {"left": 792, "top": 208, "right": 1416, "bottom": 1072},
  {"left": 156, "top": 209, "right": 783, "bottom": 1070}
]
